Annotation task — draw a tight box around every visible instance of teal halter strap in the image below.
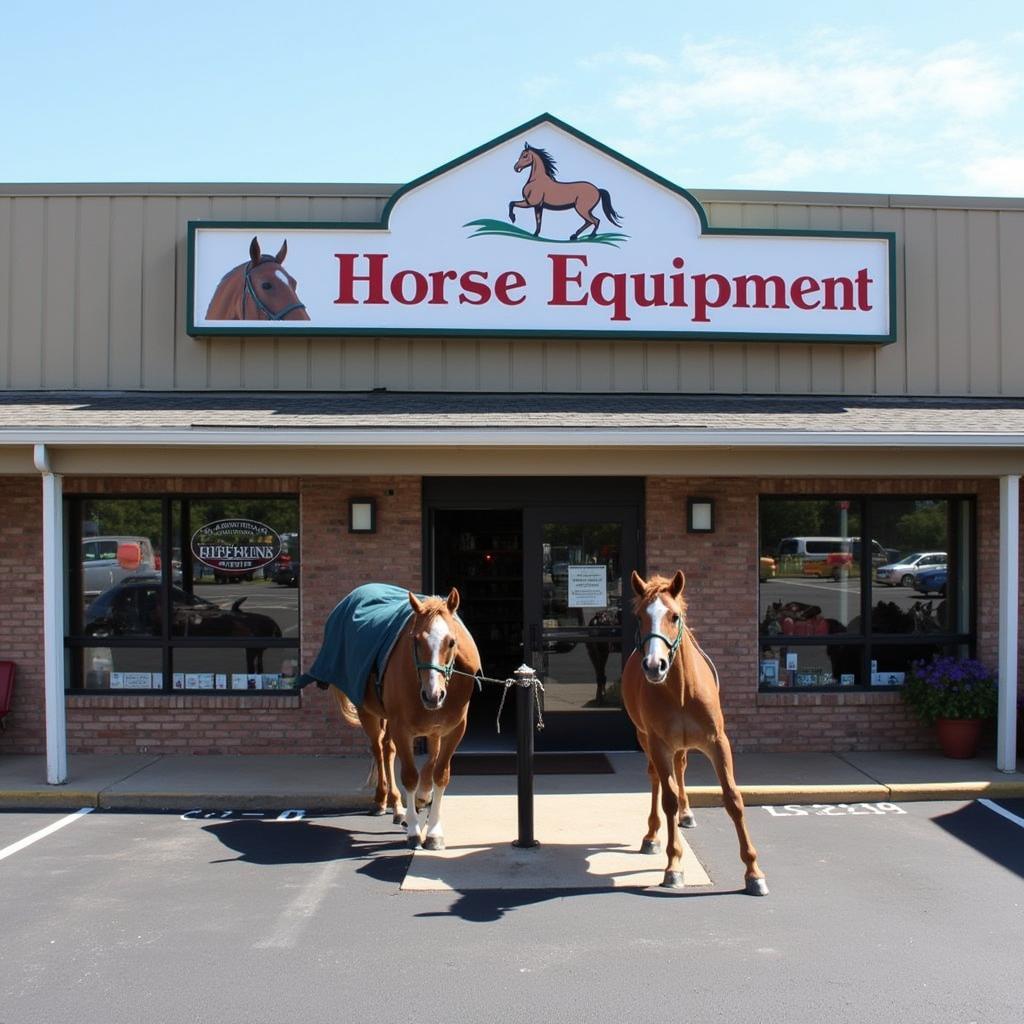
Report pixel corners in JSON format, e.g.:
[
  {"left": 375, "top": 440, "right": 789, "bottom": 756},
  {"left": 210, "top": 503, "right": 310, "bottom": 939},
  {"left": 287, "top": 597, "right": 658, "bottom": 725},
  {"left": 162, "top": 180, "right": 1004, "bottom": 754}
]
[
  {"left": 412, "top": 637, "right": 456, "bottom": 682},
  {"left": 636, "top": 623, "right": 684, "bottom": 664}
]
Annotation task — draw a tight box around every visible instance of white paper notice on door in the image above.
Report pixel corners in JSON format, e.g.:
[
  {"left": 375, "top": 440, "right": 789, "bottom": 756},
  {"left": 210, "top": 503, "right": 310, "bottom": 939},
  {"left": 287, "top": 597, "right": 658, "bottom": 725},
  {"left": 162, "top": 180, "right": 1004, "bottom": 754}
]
[{"left": 568, "top": 565, "right": 607, "bottom": 608}]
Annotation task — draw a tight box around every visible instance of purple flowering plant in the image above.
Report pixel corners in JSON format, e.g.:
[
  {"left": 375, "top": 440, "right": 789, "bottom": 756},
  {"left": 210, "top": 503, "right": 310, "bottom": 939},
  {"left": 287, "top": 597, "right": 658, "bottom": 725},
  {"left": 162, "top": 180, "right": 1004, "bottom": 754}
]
[{"left": 902, "top": 654, "right": 998, "bottom": 724}]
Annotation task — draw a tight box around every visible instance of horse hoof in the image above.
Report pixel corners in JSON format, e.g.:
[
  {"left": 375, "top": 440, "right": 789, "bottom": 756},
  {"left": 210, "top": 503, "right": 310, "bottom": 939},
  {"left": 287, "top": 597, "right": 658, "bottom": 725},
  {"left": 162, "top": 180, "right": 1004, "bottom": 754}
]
[
  {"left": 640, "top": 839, "right": 661, "bottom": 856},
  {"left": 422, "top": 835, "right": 445, "bottom": 851},
  {"left": 369, "top": 806, "right": 388, "bottom": 817},
  {"left": 393, "top": 813, "right": 405, "bottom": 826},
  {"left": 679, "top": 812, "right": 697, "bottom": 829},
  {"left": 745, "top": 876, "right": 769, "bottom": 897},
  {"left": 406, "top": 835, "right": 423, "bottom": 851},
  {"left": 661, "top": 870, "right": 685, "bottom": 889}
]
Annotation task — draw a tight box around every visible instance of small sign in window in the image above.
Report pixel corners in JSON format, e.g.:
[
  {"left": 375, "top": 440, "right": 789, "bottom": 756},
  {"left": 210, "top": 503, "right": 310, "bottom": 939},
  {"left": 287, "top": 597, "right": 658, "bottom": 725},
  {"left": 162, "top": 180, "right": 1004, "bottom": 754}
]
[{"left": 567, "top": 565, "right": 607, "bottom": 608}]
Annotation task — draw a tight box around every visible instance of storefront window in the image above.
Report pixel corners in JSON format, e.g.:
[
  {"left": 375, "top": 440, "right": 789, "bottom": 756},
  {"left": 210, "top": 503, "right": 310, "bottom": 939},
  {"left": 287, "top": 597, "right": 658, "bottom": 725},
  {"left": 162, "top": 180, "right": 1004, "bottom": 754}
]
[
  {"left": 758, "top": 496, "right": 971, "bottom": 691},
  {"left": 68, "top": 495, "right": 299, "bottom": 693}
]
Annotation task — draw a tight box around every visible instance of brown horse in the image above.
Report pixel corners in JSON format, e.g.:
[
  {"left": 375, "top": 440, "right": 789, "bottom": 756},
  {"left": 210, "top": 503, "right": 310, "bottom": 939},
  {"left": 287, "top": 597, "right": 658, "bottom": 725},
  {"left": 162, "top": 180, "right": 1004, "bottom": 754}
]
[
  {"left": 205, "top": 236, "right": 309, "bottom": 321},
  {"left": 508, "top": 142, "right": 622, "bottom": 240},
  {"left": 335, "top": 589, "right": 481, "bottom": 850},
  {"left": 622, "top": 570, "right": 768, "bottom": 894}
]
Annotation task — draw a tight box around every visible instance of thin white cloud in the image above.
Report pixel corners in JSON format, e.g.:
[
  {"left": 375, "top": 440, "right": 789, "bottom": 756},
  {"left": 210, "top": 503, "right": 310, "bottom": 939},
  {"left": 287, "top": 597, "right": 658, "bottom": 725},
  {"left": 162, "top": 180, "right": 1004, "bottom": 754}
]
[
  {"left": 964, "top": 154, "right": 1024, "bottom": 194},
  {"left": 591, "top": 31, "right": 1024, "bottom": 194}
]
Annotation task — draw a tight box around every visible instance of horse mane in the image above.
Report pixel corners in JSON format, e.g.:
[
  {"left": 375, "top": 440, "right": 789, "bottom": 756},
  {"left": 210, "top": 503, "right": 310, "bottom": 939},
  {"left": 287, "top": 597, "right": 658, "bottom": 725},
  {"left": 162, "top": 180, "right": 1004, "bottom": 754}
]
[
  {"left": 631, "top": 574, "right": 688, "bottom": 619},
  {"left": 528, "top": 145, "right": 558, "bottom": 178}
]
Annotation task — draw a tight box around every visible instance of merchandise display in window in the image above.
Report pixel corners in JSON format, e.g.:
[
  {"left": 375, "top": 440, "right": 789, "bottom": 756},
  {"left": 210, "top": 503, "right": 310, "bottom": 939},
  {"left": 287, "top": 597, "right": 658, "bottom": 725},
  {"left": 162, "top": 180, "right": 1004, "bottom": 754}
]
[
  {"left": 758, "top": 496, "right": 972, "bottom": 691},
  {"left": 68, "top": 496, "right": 299, "bottom": 693}
]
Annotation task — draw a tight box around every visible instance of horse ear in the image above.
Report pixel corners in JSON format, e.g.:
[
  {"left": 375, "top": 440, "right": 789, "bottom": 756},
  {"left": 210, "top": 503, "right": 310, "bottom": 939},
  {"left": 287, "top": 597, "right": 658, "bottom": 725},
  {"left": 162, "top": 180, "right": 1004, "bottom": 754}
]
[
  {"left": 524, "top": 141, "right": 530, "bottom": 150},
  {"left": 249, "top": 236, "right": 261, "bottom": 264},
  {"left": 408, "top": 592, "right": 426, "bottom": 614},
  {"left": 274, "top": 239, "right": 288, "bottom": 264},
  {"left": 446, "top": 587, "right": 460, "bottom": 613},
  {"left": 630, "top": 570, "right": 646, "bottom": 595},
  {"left": 669, "top": 570, "right": 686, "bottom": 597}
]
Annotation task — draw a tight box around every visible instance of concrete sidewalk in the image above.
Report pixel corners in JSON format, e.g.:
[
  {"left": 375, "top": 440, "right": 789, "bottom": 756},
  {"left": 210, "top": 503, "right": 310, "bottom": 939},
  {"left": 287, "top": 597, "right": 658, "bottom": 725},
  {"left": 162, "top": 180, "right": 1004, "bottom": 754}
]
[{"left": 1, "top": 749, "right": 1022, "bottom": 811}]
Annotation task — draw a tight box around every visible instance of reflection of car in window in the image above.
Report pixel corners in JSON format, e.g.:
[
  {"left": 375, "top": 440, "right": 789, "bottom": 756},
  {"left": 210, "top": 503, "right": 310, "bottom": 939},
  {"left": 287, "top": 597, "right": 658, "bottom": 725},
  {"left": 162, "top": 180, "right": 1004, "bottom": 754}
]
[
  {"left": 913, "top": 567, "right": 948, "bottom": 596},
  {"left": 875, "top": 552, "right": 947, "bottom": 587},
  {"left": 82, "top": 536, "right": 158, "bottom": 598},
  {"left": 85, "top": 580, "right": 282, "bottom": 640}
]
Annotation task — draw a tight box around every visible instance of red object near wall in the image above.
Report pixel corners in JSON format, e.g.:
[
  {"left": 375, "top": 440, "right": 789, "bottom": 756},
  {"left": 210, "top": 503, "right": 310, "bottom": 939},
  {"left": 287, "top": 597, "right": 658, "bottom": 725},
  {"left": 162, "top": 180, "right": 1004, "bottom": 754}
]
[{"left": 0, "top": 661, "right": 15, "bottom": 729}]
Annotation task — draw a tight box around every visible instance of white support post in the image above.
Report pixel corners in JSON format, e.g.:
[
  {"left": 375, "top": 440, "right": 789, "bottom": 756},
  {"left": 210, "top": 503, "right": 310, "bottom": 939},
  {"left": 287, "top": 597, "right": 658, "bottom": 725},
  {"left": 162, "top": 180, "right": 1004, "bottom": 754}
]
[
  {"left": 34, "top": 444, "right": 67, "bottom": 785},
  {"left": 997, "top": 474, "right": 1019, "bottom": 774}
]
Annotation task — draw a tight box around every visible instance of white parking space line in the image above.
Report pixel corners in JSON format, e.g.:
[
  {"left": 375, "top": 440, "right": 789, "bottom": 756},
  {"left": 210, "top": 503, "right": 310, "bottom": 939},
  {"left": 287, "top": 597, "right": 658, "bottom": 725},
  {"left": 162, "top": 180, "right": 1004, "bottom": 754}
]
[
  {"left": 0, "top": 808, "right": 95, "bottom": 862},
  {"left": 978, "top": 798, "right": 1024, "bottom": 830}
]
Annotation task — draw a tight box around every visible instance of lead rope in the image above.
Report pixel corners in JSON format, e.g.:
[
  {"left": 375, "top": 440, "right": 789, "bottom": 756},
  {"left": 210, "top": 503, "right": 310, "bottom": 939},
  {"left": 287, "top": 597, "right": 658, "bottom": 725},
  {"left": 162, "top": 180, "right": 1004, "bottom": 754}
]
[{"left": 449, "top": 667, "right": 545, "bottom": 734}]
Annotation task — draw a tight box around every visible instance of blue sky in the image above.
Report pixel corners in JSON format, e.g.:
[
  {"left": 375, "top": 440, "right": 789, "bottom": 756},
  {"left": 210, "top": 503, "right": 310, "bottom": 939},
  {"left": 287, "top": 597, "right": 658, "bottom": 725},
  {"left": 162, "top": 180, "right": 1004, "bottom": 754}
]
[{"left": 4, "top": 1, "right": 1023, "bottom": 196}]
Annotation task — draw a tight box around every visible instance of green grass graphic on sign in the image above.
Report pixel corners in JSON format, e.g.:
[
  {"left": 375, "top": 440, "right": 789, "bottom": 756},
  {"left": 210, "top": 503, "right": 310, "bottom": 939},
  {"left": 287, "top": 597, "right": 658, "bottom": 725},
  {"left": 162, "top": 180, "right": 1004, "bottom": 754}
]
[{"left": 464, "top": 219, "right": 629, "bottom": 247}]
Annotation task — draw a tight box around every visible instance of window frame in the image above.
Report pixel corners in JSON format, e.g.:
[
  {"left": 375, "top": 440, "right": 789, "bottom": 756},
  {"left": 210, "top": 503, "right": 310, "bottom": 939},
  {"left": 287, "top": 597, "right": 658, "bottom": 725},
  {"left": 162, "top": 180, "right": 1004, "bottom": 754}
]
[
  {"left": 65, "top": 493, "right": 300, "bottom": 695},
  {"left": 758, "top": 494, "right": 975, "bottom": 692}
]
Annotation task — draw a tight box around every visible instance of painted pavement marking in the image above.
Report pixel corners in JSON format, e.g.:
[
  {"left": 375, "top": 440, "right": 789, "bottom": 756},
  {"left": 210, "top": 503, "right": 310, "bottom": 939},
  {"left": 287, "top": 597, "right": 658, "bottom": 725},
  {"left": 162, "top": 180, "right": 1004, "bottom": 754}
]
[
  {"left": 0, "top": 807, "right": 94, "bottom": 862},
  {"left": 978, "top": 798, "right": 1024, "bottom": 830}
]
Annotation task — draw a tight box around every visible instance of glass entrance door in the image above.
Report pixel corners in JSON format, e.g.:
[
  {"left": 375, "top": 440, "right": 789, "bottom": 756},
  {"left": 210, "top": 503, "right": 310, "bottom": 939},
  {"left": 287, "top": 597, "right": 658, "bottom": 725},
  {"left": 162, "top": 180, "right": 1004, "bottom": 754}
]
[{"left": 524, "top": 507, "right": 638, "bottom": 751}]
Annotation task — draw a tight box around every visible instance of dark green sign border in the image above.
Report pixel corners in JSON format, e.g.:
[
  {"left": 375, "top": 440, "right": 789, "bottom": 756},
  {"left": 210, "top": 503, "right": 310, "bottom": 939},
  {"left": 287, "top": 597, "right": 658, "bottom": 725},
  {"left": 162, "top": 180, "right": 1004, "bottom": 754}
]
[{"left": 186, "top": 112, "right": 898, "bottom": 344}]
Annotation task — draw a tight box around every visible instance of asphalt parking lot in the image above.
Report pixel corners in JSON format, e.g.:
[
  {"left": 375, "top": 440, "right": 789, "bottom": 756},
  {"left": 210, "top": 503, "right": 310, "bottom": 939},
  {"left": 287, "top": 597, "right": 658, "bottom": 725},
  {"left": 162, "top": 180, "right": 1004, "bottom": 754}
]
[{"left": 2, "top": 797, "right": 1022, "bottom": 1024}]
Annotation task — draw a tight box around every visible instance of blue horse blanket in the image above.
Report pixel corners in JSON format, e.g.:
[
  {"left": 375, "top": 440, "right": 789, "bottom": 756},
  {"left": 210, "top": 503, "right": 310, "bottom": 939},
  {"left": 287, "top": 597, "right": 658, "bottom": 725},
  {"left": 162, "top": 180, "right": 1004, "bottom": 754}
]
[{"left": 296, "top": 584, "right": 416, "bottom": 707}]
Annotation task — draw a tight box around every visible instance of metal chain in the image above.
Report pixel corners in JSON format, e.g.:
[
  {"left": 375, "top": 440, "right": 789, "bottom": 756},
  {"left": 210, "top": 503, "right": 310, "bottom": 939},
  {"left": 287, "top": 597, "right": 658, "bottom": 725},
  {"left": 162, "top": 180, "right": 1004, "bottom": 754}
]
[{"left": 450, "top": 667, "right": 545, "bottom": 734}]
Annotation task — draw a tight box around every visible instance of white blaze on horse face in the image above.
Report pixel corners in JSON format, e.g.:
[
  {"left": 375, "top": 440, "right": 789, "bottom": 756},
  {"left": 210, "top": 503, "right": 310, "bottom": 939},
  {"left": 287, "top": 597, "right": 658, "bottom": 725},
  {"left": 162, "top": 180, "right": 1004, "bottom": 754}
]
[
  {"left": 643, "top": 597, "right": 673, "bottom": 682},
  {"left": 274, "top": 269, "right": 290, "bottom": 285},
  {"left": 420, "top": 616, "right": 451, "bottom": 706}
]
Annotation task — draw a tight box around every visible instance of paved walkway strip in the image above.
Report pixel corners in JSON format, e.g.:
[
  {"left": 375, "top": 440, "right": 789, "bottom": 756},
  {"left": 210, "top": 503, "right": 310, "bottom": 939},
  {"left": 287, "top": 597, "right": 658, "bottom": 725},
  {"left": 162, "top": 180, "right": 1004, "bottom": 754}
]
[{"left": 0, "top": 807, "right": 94, "bottom": 862}]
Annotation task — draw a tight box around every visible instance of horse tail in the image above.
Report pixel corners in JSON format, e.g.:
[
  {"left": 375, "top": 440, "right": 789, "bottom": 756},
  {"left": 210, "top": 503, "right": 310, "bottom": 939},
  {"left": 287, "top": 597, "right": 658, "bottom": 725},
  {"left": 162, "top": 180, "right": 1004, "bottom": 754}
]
[
  {"left": 599, "top": 189, "right": 623, "bottom": 228},
  {"left": 333, "top": 689, "right": 361, "bottom": 727}
]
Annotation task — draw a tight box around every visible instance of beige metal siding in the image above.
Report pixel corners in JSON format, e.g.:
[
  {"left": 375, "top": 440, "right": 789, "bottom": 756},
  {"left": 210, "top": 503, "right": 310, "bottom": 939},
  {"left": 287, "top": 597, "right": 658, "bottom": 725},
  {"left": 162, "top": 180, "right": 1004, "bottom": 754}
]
[{"left": 1, "top": 185, "right": 1022, "bottom": 395}]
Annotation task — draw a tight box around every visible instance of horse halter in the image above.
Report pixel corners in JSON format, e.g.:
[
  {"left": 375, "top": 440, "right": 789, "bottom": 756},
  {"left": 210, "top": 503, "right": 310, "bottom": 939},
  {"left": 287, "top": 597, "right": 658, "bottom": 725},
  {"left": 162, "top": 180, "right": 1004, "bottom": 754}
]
[
  {"left": 636, "top": 617, "right": 685, "bottom": 665},
  {"left": 412, "top": 636, "right": 457, "bottom": 684},
  {"left": 241, "top": 258, "right": 306, "bottom": 320}
]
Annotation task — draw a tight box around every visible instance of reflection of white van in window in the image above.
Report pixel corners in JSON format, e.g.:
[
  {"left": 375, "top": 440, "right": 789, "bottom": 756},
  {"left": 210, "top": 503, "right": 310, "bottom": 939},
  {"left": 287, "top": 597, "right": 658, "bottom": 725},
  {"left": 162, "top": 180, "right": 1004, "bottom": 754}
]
[
  {"left": 775, "top": 536, "right": 889, "bottom": 579},
  {"left": 82, "top": 536, "right": 158, "bottom": 598}
]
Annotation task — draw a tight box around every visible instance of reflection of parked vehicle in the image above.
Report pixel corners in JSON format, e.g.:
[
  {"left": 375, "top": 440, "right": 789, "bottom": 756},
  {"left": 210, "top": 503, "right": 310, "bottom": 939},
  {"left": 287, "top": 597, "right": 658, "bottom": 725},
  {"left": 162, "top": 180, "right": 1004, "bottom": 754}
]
[
  {"left": 875, "top": 552, "right": 946, "bottom": 587},
  {"left": 914, "top": 567, "right": 948, "bottom": 596},
  {"left": 82, "top": 536, "right": 157, "bottom": 598},
  {"left": 776, "top": 536, "right": 889, "bottom": 573},
  {"left": 272, "top": 557, "right": 299, "bottom": 587},
  {"left": 84, "top": 580, "right": 282, "bottom": 640},
  {"left": 759, "top": 556, "right": 776, "bottom": 582}
]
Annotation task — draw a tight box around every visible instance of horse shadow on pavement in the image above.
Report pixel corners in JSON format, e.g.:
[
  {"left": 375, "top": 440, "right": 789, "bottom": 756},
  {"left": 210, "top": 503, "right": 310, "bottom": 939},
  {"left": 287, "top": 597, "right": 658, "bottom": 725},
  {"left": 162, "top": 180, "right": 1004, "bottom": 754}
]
[
  {"left": 200, "top": 813, "right": 754, "bottom": 920},
  {"left": 201, "top": 815, "right": 412, "bottom": 885}
]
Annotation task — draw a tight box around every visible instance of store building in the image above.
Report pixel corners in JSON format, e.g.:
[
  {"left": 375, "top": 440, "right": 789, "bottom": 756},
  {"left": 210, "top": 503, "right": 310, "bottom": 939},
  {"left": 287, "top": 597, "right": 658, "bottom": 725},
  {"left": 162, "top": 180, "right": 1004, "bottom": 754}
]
[{"left": 0, "top": 114, "right": 1020, "bottom": 781}]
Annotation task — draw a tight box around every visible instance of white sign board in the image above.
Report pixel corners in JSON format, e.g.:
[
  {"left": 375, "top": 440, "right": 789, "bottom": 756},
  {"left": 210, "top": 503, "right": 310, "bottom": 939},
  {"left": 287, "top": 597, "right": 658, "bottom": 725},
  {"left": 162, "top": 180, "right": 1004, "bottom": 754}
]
[
  {"left": 568, "top": 565, "right": 608, "bottom": 608},
  {"left": 188, "top": 115, "right": 895, "bottom": 343}
]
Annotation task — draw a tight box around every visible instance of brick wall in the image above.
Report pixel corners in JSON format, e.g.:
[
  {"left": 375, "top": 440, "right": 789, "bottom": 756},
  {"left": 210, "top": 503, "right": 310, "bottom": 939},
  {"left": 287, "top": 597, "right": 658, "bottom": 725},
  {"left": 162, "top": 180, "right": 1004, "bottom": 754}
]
[
  {"left": 1, "top": 470, "right": 1018, "bottom": 757},
  {"left": 0, "top": 478, "right": 45, "bottom": 752},
  {"left": 645, "top": 476, "right": 1006, "bottom": 753},
  {"left": 4, "top": 475, "right": 423, "bottom": 756}
]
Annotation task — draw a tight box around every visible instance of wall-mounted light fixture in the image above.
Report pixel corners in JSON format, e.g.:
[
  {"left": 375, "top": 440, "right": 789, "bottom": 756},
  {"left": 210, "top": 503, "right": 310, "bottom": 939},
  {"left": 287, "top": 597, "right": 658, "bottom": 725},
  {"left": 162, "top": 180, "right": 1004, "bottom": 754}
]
[
  {"left": 349, "top": 497, "right": 377, "bottom": 534},
  {"left": 687, "top": 497, "right": 715, "bottom": 534}
]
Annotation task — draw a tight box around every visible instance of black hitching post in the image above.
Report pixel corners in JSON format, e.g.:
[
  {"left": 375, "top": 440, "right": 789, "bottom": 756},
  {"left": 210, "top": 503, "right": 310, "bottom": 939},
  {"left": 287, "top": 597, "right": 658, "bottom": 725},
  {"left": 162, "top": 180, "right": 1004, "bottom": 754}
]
[{"left": 512, "top": 663, "right": 539, "bottom": 848}]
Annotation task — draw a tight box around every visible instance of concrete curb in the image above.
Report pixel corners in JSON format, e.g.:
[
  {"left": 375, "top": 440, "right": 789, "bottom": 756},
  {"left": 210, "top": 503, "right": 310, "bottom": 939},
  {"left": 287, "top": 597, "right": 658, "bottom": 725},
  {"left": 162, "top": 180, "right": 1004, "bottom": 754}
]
[
  {"left": 3, "top": 780, "right": 1023, "bottom": 812},
  {"left": 0, "top": 790, "right": 103, "bottom": 809},
  {"left": 98, "top": 792, "right": 366, "bottom": 812}
]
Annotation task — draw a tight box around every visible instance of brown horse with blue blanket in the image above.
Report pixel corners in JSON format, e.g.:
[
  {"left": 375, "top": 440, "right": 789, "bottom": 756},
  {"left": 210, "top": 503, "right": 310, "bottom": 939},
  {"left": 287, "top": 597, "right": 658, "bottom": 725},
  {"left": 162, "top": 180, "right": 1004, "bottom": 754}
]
[{"left": 303, "top": 584, "right": 481, "bottom": 850}]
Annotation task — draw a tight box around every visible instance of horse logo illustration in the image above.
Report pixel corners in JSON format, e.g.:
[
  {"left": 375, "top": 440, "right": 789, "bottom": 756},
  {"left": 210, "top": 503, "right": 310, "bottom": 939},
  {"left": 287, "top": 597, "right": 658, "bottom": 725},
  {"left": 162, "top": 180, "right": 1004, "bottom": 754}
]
[
  {"left": 465, "top": 142, "right": 627, "bottom": 246},
  {"left": 205, "top": 237, "right": 309, "bottom": 322}
]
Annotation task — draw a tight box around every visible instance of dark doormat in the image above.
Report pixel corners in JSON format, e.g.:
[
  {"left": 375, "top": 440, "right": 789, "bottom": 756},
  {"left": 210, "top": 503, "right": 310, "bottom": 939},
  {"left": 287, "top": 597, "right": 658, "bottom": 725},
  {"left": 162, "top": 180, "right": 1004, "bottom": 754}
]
[{"left": 452, "top": 752, "right": 614, "bottom": 775}]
